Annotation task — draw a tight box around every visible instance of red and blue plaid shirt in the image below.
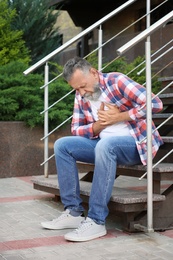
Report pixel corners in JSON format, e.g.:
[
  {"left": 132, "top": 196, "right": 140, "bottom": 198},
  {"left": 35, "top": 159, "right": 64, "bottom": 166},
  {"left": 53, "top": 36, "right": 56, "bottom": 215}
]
[{"left": 71, "top": 71, "right": 163, "bottom": 165}]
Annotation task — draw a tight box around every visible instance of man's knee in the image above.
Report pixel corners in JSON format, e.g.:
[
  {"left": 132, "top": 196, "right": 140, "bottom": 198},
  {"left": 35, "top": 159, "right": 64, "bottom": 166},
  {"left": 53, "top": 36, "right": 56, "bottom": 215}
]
[
  {"left": 54, "top": 136, "right": 70, "bottom": 153},
  {"left": 95, "top": 137, "right": 120, "bottom": 156},
  {"left": 95, "top": 138, "right": 112, "bottom": 154}
]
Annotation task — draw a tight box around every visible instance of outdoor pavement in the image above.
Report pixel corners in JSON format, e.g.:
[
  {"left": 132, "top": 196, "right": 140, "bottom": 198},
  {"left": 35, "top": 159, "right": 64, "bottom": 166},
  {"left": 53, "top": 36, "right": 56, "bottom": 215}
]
[{"left": 0, "top": 175, "right": 173, "bottom": 260}]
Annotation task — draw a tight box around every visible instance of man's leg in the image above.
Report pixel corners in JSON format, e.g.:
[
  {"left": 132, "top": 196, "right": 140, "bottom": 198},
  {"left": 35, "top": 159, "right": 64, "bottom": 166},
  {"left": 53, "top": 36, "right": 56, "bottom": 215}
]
[
  {"left": 88, "top": 136, "right": 141, "bottom": 224},
  {"left": 41, "top": 136, "right": 99, "bottom": 230},
  {"left": 54, "top": 136, "right": 99, "bottom": 213},
  {"left": 64, "top": 136, "right": 141, "bottom": 241}
]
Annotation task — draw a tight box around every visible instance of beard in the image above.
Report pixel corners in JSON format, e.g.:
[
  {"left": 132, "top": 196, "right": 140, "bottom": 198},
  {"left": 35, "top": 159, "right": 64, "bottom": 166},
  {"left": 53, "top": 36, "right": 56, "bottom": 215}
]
[{"left": 84, "top": 84, "right": 102, "bottom": 101}]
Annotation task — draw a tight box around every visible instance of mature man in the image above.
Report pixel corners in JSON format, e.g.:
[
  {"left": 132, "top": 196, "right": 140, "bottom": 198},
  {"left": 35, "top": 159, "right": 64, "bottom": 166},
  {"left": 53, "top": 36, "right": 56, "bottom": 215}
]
[{"left": 41, "top": 56, "right": 163, "bottom": 242}]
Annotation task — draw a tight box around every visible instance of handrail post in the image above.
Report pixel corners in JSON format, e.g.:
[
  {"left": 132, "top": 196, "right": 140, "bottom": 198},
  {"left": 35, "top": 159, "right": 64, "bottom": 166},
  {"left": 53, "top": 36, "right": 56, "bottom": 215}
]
[
  {"left": 44, "top": 63, "right": 49, "bottom": 178},
  {"left": 146, "top": 0, "right": 154, "bottom": 233},
  {"left": 98, "top": 25, "right": 103, "bottom": 71},
  {"left": 146, "top": 40, "right": 154, "bottom": 232}
]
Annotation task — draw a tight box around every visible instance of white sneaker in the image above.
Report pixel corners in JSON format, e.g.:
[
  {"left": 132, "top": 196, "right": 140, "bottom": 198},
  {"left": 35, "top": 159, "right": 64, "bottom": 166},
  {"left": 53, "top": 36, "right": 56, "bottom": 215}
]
[
  {"left": 64, "top": 217, "right": 107, "bottom": 242},
  {"left": 41, "top": 209, "right": 85, "bottom": 230}
]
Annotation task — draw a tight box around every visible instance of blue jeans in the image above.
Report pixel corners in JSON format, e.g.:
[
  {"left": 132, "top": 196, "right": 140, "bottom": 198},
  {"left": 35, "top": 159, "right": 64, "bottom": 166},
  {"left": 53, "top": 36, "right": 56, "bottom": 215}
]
[{"left": 54, "top": 136, "right": 141, "bottom": 224}]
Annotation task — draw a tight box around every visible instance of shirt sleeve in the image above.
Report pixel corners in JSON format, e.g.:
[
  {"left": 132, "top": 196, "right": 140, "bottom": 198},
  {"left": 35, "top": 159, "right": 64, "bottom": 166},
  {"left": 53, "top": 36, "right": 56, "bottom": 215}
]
[
  {"left": 116, "top": 74, "right": 163, "bottom": 120},
  {"left": 71, "top": 94, "right": 95, "bottom": 138}
]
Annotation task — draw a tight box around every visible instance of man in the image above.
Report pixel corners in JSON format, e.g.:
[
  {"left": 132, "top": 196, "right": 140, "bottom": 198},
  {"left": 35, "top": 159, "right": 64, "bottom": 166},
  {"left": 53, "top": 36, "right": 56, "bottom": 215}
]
[{"left": 41, "top": 56, "right": 163, "bottom": 242}]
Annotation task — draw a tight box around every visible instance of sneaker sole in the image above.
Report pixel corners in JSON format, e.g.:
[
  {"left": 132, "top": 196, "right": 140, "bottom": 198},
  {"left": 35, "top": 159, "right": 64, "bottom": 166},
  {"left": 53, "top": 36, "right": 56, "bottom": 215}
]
[
  {"left": 64, "top": 230, "right": 107, "bottom": 242},
  {"left": 41, "top": 217, "right": 85, "bottom": 230},
  {"left": 41, "top": 223, "right": 82, "bottom": 230}
]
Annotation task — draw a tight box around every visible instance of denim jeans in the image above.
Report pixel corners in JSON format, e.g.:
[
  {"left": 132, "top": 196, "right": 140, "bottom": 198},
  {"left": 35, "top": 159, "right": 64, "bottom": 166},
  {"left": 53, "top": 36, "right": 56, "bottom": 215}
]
[{"left": 54, "top": 136, "right": 141, "bottom": 224}]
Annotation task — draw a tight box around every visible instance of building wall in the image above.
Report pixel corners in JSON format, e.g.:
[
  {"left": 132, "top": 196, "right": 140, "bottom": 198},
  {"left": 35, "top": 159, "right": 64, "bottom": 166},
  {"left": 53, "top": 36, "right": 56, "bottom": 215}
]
[
  {"left": 55, "top": 11, "right": 81, "bottom": 45},
  {"left": 55, "top": 1, "right": 172, "bottom": 76}
]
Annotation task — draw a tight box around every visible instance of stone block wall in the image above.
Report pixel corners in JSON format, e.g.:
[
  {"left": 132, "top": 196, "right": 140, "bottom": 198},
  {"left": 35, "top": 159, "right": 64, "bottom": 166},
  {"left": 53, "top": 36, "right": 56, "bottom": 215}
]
[{"left": 0, "top": 121, "right": 71, "bottom": 178}]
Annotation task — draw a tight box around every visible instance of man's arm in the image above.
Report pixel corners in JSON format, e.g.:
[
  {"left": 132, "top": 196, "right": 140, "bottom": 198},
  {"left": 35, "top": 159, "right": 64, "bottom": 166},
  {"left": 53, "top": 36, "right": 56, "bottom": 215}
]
[{"left": 92, "top": 120, "right": 107, "bottom": 135}]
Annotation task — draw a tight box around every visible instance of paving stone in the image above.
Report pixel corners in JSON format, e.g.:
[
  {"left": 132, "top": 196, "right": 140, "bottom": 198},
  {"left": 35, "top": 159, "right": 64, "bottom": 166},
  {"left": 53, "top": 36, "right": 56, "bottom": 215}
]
[{"left": 0, "top": 176, "right": 173, "bottom": 260}]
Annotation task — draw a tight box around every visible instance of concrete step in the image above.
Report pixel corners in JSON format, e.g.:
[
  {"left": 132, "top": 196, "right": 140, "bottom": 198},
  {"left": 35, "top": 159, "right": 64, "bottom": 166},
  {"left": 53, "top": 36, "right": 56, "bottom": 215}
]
[
  {"left": 159, "top": 93, "right": 173, "bottom": 105},
  {"left": 77, "top": 162, "right": 173, "bottom": 179},
  {"left": 153, "top": 113, "right": 173, "bottom": 119},
  {"left": 32, "top": 175, "right": 165, "bottom": 213},
  {"left": 32, "top": 172, "right": 171, "bottom": 232},
  {"left": 153, "top": 114, "right": 173, "bottom": 136},
  {"left": 161, "top": 136, "right": 173, "bottom": 143},
  {"left": 116, "top": 163, "right": 173, "bottom": 182}
]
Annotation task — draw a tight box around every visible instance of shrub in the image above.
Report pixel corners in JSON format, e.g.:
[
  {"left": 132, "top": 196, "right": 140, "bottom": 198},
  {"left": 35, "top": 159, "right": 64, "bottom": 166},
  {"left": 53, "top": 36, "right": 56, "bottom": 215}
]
[
  {"left": 0, "top": 61, "right": 74, "bottom": 129},
  {"left": 0, "top": 0, "right": 30, "bottom": 65}
]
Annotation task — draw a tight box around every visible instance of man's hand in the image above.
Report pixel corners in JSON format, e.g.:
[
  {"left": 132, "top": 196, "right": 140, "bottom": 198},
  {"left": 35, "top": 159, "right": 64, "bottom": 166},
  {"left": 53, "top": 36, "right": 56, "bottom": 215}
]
[
  {"left": 92, "top": 102, "right": 131, "bottom": 135},
  {"left": 97, "top": 102, "right": 121, "bottom": 125}
]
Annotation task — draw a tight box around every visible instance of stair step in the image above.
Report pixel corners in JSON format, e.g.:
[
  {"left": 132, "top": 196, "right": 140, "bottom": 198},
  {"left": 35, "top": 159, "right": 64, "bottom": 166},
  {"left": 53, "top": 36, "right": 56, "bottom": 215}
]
[
  {"left": 153, "top": 113, "right": 173, "bottom": 119},
  {"left": 32, "top": 175, "right": 165, "bottom": 213},
  {"left": 32, "top": 174, "right": 173, "bottom": 232},
  {"left": 159, "top": 93, "right": 173, "bottom": 105},
  {"left": 159, "top": 93, "right": 173, "bottom": 98},
  {"left": 158, "top": 76, "right": 173, "bottom": 83},
  {"left": 116, "top": 163, "right": 173, "bottom": 181},
  {"left": 79, "top": 181, "right": 165, "bottom": 205},
  {"left": 78, "top": 162, "right": 173, "bottom": 173},
  {"left": 117, "top": 163, "right": 173, "bottom": 173},
  {"left": 161, "top": 136, "right": 173, "bottom": 143},
  {"left": 77, "top": 162, "right": 173, "bottom": 181},
  {"left": 153, "top": 113, "right": 173, "bottom": 125}
]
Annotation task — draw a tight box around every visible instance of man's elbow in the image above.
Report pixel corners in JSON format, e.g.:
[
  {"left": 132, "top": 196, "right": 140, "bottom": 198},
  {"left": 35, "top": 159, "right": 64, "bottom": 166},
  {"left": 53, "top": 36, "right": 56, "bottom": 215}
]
[{"left": 153, "top": 100, "right": 163, "bottom": 113}]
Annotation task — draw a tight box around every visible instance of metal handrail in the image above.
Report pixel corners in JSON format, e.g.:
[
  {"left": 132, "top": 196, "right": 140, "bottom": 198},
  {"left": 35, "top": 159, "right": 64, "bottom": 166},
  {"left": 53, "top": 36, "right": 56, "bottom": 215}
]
[
  {"left": 137, "top": 46, "right": 173, "bottom": 75},
  {"left": 117, "top": 10, "right": 173, "bottom": 55},
  {"left": 30, "top": 1, "right": 172, "bottom": 232},
  {"left": 23, "top": 0, "right": 137, "bottom": 75},
  {"left": 116, "top": 7, "right": 173, "bottom": 233},
  {"left": 139, "top": 148, "right": 173, "bottom": 180},
  {"left": 127, "top": 38, "right": 173, "bottom": 76},
  {"left": 37, "top": 0, "right": 170, "bottom": 90}
]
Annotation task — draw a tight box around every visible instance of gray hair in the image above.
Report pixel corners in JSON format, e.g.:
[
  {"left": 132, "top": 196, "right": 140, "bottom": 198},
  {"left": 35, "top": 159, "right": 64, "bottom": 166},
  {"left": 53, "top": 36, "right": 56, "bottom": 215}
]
[{"left": 63, "top": 56, "right": 92, "bottom": 82}]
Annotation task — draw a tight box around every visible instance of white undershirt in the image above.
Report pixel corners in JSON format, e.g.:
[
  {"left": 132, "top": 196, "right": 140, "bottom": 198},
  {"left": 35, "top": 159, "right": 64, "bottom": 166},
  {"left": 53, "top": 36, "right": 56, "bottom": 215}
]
[{"left": 87, "top": 95, "right": 131, "bottom": 138}]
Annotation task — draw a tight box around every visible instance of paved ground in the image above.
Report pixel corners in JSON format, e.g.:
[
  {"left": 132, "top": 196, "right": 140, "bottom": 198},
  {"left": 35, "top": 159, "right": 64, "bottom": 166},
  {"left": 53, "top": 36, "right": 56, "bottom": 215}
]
[{"left": 0, "top": 175, "right": 173, "bottom": 260}]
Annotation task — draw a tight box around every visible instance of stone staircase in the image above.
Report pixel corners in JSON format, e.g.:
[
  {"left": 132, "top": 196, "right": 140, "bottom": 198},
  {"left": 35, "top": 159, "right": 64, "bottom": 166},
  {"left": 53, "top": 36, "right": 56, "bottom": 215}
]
[{"left": 32, "top": 78, "right": 173, "bottom": 232}]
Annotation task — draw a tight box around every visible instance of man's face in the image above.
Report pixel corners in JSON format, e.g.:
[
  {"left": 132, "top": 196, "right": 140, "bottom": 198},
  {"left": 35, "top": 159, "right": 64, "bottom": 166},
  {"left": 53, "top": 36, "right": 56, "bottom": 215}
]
[{"left": 68, "top": 68, "right": 101, "bottom": 100}]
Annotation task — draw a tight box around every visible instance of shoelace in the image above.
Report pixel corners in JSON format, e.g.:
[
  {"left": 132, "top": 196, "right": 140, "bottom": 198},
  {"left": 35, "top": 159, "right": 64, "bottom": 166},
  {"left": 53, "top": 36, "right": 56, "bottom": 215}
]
[
  {"left": 75, "top": 219, "right": 93, "bottom": 233},
  {"left": 51, "top": 209, "right": 70, "bottom": 222}
]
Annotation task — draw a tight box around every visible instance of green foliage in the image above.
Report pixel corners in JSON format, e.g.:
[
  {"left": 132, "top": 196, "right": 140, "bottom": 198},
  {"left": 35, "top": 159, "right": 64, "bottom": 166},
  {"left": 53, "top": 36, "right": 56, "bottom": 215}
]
[
  {"left": 86, "top": 53, "right": 99, "bottom": 69},
  {"left": 103, "top": 56, "right": 161, "bottom": 93},
  {"left": 0, "top": 53, "right": 161, "bottom": 129},
  {"left": 0, "top": 0, "right": 30, "bottom": 65},
  {"left": 103, "top": 57, "right": 128, "bottom": 74},
  {"left": 0, "top": 61, "right": 44, "bottom": 127},
  {"left": 8, "top": 0, "right": 62, "bottom": 65},
  {"left": 0, "top": 61, "right": 74, "bottom": 129},
  {"left": 48, "top": 62, "right": 75, "bottom": 129}
]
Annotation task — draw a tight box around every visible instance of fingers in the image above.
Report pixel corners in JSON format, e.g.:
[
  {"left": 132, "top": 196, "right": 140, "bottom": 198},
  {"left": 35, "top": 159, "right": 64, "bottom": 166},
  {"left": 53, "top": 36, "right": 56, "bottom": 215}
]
[
  {"left": 104, "top": 103, "right": 114, "bottom": 109},
  {"left": 99, "top": 102, "right": 104, "bottom": 110},
  {"left": 104, "top": 103, "right": 119, "bottom": 111}
]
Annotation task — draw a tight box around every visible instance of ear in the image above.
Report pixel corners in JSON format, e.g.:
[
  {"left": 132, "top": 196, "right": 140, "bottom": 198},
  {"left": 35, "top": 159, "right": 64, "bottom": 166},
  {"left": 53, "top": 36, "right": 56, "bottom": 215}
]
[{"left": 90, "top": 68, "right": 98, "bottom": 79}]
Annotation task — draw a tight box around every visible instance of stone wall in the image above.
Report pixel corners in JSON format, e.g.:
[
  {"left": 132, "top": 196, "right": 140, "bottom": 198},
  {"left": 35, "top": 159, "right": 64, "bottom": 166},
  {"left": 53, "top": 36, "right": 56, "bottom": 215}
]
[{"left": 0, "top": 122, "right": 71, "bottom": 178}]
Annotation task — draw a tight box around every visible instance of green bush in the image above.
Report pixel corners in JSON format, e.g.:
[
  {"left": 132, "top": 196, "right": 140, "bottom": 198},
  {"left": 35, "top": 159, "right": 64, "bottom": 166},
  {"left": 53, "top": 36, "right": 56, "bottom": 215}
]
[
  {"left": 0, "top": 61, "right": 74, "bottom": 129},
  {"left": 0, "top": 56, "right": 161, "bottom": 129},
  {"left": 8, "top": 0, "right": 62, "bottom": 65},
  {"left": 0, "top": 0, "right": 30, "bottom": 65}
]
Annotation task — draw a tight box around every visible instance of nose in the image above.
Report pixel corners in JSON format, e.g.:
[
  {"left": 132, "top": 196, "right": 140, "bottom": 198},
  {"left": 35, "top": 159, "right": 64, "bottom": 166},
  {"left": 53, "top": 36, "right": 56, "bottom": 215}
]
[{"left": 79, "top": 89, "right": 86, "bottom": 97}]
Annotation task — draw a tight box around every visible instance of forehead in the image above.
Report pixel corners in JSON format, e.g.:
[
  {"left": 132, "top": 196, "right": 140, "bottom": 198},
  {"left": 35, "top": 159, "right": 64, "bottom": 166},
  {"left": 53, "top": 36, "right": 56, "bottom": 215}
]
[{"left": 68, "top": 69, "right": 88, "bottom": 89}]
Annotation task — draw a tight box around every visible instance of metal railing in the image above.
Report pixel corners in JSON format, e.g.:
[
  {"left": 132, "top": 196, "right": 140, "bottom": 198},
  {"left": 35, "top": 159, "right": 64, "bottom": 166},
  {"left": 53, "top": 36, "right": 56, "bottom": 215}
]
[
  {"left": 23, "top": 0, "right": 173, "bottom": 233},
  {"left": 117, "top": 8, "right": 173, "bottom": 232},
  {"left": 23, "top": 0, "right": 137, "bottom": 75},
  {"left": 23, "top": 0, "right": 138, "bottom": 179}
]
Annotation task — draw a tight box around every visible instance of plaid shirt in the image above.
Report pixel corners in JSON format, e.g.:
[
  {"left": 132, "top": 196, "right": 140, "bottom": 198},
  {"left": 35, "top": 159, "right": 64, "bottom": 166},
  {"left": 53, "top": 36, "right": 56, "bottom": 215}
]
[{"left": 71, "top": 72, "right": 163, "bottom": 165}]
